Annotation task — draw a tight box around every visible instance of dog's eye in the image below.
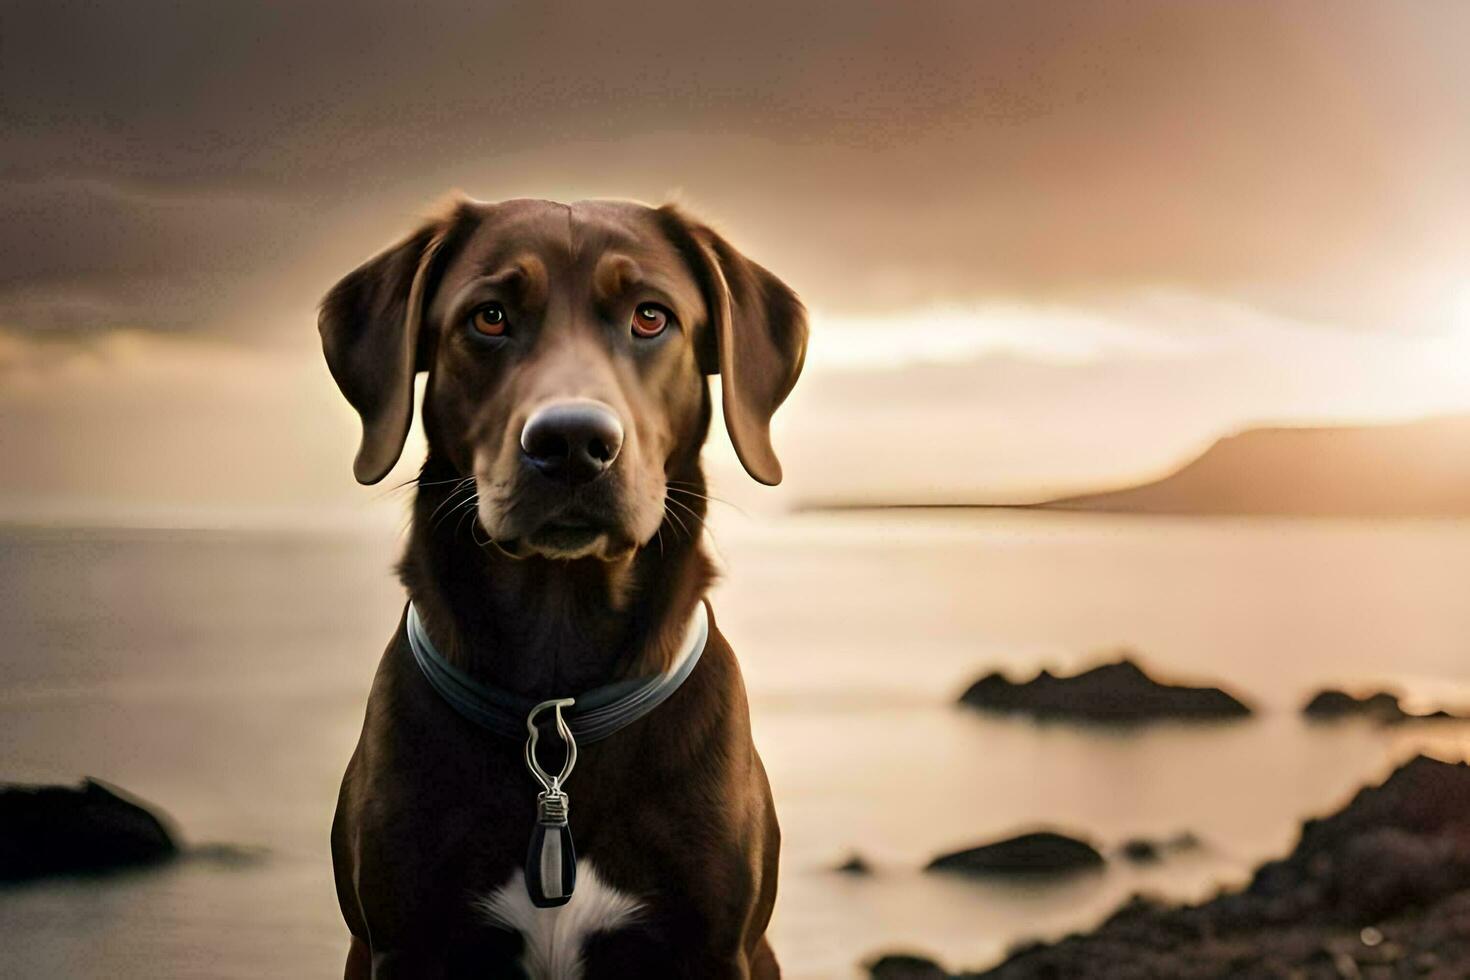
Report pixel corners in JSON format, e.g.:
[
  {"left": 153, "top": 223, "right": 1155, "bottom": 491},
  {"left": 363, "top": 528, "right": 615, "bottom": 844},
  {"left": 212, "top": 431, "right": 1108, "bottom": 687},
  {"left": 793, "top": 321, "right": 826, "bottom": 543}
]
[
  {"left": 631, "top": 303, "right": 670, "bottom": 338},
  {"left": 469, "top": 304, "right": 507, "bottom": 337}
]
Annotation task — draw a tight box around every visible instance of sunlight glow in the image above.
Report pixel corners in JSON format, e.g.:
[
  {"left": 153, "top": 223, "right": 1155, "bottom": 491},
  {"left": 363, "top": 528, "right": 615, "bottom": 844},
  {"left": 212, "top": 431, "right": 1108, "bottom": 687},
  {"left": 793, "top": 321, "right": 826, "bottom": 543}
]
[{"left": 806, "top": 302, "right": 1196, "bottom": 372}]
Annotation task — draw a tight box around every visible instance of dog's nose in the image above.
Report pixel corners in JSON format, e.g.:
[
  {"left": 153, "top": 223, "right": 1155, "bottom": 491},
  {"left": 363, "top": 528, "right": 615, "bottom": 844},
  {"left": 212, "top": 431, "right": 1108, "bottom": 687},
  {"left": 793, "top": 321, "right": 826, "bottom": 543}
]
[{"left": 520, "top": 400, "right": 625, "bottom": 484}]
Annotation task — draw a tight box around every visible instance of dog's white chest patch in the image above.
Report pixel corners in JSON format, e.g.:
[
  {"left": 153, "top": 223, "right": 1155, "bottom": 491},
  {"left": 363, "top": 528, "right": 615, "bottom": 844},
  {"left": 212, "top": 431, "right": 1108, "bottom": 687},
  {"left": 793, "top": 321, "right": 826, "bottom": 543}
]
[{"left": 475, "top": 859, "right": 642, "bottom": 979}]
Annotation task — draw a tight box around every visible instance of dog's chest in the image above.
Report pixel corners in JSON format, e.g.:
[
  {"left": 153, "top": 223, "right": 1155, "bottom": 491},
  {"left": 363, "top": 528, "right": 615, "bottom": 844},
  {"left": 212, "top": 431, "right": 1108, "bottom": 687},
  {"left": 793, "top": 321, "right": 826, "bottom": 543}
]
[{"left": 475, "top": 859, "right": 642, "bottom": 979}]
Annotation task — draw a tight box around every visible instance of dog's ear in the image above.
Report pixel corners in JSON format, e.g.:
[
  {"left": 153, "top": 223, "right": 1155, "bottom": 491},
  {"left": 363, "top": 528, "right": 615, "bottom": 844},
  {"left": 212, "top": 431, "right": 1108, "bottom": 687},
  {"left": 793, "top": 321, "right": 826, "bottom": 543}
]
[
  {"left": 318, "top": 212, "right": 457, "bottom": 485},
  {"left": 658, "top": 206, "right": 809, "bottom": 486}
]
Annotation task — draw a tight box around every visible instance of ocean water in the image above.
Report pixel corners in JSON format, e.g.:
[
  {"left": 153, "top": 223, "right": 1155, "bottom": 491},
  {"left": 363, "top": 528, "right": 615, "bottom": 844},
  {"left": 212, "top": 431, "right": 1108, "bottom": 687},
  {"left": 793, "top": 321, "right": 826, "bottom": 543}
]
[{"left": 2, "top": 512, "right": 1469, "bottom": 979}]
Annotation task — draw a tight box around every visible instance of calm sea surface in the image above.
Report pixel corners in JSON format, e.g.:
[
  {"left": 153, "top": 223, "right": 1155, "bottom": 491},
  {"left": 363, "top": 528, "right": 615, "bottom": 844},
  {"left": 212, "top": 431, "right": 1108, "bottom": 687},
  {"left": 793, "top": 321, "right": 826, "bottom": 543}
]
[{"left": 2, "top": 512, "right": 1469, "bottom": 978}]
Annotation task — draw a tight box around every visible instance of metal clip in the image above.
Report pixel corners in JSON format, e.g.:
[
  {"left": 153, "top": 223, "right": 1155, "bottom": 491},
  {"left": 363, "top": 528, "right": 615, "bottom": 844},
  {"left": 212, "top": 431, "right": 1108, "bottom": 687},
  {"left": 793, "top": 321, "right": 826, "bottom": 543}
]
[{"left": 524, "top": 697, "right": 577, "bottom": 797}]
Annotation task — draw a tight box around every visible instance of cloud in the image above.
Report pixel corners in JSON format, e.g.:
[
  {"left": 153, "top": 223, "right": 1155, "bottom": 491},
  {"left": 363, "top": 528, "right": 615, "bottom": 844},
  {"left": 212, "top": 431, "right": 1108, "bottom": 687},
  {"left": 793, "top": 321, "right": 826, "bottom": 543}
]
[
  {"left": 0, "top": 176, "right": 301, "bottom": 333},
  {"left": 0, "top": 0, "right": 1465, "bottom": 336}
]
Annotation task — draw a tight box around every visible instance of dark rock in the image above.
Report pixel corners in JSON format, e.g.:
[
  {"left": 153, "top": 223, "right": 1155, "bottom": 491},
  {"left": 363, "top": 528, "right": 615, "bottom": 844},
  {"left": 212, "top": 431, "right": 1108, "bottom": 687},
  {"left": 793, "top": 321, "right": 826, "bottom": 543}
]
[
  {"left": 1383, "top": 706, "right": 1468, "bottom": 723},
  {"left": 1121, "top": 838, "right": 1160, "bottom": 863},
  {"left": 1416, "top": 709, "right": 1458, "bottom": 721},
  {"left": 1119, "top": 832, "right": 1203, "bottom": 863},
  {"left": 0, "top": 779, "right": 179, "bottom": 881},
  {"left": 1328, "top": 827, "right": 1470, "bottom": 922},
  {"left": 878, "top": 757, "right": 1470, "bottom": 978},
  {"left": 959, "top": 657, "right": 1251, "bottom": 723},
  {"left": 1303, "top": 688, "right": 1470, "bottom": 724},
  {"left": 835, "top": 852, "right": 873, "bottom": 875},
  {"left": 1304, "top": 689, "right": 1408, "bottom": 721},
  {"left": 928, "top": 831, "right": 1104, "bottom": 877},
  {"left": 867, "top": 952, "right": 951, "bottom": 980}
]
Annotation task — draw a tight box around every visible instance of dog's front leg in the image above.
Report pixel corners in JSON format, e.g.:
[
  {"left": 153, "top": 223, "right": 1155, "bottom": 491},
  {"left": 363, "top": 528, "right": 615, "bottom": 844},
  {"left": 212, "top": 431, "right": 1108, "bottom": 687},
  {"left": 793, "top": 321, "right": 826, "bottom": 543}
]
[
  {"left": 750, "top": 936, "right": 782, "bottom": 979},
  {"left": 679, "top": 950, "right": 767, "bottom": 980},
  {"left": 368, "top": 946, "right": 450, "bottom": 980},
  {"left": 344, "top": 936, "right": 371, "bottom": 980}
]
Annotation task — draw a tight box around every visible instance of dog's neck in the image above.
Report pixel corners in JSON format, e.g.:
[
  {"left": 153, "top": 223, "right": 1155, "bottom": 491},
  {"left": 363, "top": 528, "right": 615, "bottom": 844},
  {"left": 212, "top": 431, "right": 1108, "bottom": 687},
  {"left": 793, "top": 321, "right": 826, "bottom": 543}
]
[{"left": 399, "top": 455, "right": 715, "bottom": 700}]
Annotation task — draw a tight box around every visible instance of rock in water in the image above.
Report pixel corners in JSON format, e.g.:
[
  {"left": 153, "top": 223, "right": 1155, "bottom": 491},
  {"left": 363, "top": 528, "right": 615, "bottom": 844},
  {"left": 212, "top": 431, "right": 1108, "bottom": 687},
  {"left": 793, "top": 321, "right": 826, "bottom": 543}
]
[
  {"left": 1119, "top": 832, "right": 1201, "bottom": 864},
  {"left": 1302, "top": 688, "right": 1468, "bottom": 723},
  {"left": 1119, "top": 838, "right": 1160, "bottom": 863},
  {"left": 927, "top": 831, "right": 1104, "bottom": 876},
  {"left": 0, "top": 779, "right": 179, "bottom": 881},
  {"left": 867, "top": 953, "right": 951, "bottom": 980},
  {"left": 958, "top": 657, "right": 1251, "bottom": 723},
  {"left": 1303, "top": 689, "right": 1405, "bottom": 720}
]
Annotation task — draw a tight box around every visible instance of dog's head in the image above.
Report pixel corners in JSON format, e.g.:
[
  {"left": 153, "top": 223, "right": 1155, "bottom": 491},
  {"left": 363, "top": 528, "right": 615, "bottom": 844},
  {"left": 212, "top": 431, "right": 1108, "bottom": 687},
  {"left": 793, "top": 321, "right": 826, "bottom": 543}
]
[{"left": 319, "top": 198, "right": 807, "bottom": 560}]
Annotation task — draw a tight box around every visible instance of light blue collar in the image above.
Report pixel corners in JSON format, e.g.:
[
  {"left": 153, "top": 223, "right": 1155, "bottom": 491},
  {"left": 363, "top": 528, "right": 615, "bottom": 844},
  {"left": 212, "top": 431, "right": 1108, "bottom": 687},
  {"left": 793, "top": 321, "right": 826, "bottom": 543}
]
[{"left": 405, "top": 600, "right": 710, "bottom": 743}]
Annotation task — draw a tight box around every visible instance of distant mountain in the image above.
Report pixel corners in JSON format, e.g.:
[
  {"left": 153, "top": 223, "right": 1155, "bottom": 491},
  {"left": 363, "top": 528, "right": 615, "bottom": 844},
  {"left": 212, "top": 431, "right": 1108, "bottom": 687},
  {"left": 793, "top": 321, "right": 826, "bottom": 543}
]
[{"left": 1045, "top": 416, "right": 1470, "bottom": 517}]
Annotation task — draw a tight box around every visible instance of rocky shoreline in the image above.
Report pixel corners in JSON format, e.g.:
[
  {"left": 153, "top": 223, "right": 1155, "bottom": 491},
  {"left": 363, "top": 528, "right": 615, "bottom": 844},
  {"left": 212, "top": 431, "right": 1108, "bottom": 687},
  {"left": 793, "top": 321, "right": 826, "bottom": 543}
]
[{"left": 868, "top": 756, "right": 1470, "bottom": 979}]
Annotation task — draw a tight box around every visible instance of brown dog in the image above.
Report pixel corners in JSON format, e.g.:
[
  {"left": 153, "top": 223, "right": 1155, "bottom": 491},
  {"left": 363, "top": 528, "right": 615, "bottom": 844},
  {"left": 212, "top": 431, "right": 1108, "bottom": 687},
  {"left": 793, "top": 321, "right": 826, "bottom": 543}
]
[{"left": 321, "top": 198, "right": 807, "bottom": 978}]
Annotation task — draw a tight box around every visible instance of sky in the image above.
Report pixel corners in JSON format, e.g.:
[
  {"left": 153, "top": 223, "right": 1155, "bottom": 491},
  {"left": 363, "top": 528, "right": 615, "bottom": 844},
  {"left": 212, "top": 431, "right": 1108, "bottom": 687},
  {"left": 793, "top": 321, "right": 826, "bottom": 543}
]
[{"left": 1, "top": 0, "right": 1468, "bottom": 523}]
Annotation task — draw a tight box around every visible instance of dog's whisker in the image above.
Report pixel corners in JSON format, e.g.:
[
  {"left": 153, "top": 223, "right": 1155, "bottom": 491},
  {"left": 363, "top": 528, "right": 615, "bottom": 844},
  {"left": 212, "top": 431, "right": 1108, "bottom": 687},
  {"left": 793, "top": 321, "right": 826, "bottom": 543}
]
[
  {"left": 417, "top": 475, "right": 480, "bottom": 489},
  {"left": 670, "top": 499, "right": 702, "bottom": 528},
  {"left": 665, "top": 493, "right": 703, "bottom": 518},
  {"left": 662, "top": 502, "right": 691, "bottom": 541},
  {"left": 468, "top": 510, "right": 492, "bottom": 549},
  {"left": 667, "top": 502, "right": 704, "bottom": 542},
  {"left": 665, "top": 494, "right": 708, "bottom": 532},
  {"left": 666, "top": 483, "right": 748, "bottom": 517},
  {"left": 666, "top": 487, "right": 724, "bottom": 508},
  {"left": 668, "top": 497, "right": 715, "bottom": 547},
  {"left": 452, "top": 498, "right": 481, "bottom": 542},
  {"left": 432, "top": 493, "right": 479, "bottom": 534},
  {"left": 374, "top": 479, "right": 423, "bottom": 501},
  {"left": 429, "top": 494, "right": 474, "bottom": 533},
  {"left": 377, "top": 473, "right": 475, "bottom": 501},
  {"left": 454, "top": 493, "right": 481, "bottom": 526},
  {"left": 427, "top": 480, "right": 479, "bottom": 528},
  {"left": 426, "top": 476, "right": 476, "bottom": 502}
]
